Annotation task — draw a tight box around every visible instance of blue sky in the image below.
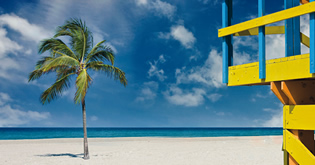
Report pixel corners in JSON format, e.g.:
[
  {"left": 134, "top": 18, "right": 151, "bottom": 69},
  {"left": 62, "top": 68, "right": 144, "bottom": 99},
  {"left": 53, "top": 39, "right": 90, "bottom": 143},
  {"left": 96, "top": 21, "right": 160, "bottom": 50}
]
[{"left": 0, "top": 0, "right": 310, "bottom": 127}]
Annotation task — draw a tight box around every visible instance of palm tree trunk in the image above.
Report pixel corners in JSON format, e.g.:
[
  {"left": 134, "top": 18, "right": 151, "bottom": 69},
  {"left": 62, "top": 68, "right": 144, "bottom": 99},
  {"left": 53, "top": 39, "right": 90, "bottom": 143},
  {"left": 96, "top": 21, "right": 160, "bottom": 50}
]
[{"left": 82, "top": 99, "right": 90, "bottom": 159}]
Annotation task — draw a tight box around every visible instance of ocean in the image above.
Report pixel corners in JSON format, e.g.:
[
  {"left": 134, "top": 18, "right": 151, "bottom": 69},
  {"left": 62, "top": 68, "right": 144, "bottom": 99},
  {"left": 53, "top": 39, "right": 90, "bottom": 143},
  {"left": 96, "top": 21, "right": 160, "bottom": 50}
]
[{"left": 0, "top": 127, "right": 283, "bottom": 140}]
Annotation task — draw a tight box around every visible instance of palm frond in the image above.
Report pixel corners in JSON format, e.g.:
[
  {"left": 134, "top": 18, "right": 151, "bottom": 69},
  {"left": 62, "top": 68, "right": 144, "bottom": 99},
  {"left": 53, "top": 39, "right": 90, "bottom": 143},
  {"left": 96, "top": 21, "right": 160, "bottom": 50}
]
[
  {"left": 56, "top": 67, "right": 77, "bottom": 80},
  {"left": 54, "top": 18, "right": 93, "bottom": 63},
  {"left": 86, "top": 61, "right": 127, "bottom": 86},
  {"left": 29, "top": 56, "right": 58, "bottom": 81},
  {"left": 74, "top": 69, "right": 92, "bottom": 104},
  {"left": 41, "top": 53, "right": 79, "bottom": 72},
  {"left": 39, "top": 38, "right": 78, "bottom": 60},
  {"left": 54, "top": 30, "right": 74, "bottom": 38},
  {"left": 29, "top": 70, "right": 44, "bottom": 82},
  {"left": 86, "top": 43, "right": 115, "bottom": 64},
  {"left": 40, "top": 73, "right": 75, "bottom": 104},
  {"left": 35, "top": 56, "right": 54, "bottom": 69},
  {"left": 87, "top": 40, "right": 105, "bottom": 56}
]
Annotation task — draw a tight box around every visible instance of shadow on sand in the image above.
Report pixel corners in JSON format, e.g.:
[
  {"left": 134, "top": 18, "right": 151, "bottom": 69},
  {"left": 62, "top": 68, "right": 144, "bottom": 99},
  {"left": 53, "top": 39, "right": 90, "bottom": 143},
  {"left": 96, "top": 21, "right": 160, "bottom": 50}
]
[{"left": 36, "top": 153, "right": 84, "bottom": 158}]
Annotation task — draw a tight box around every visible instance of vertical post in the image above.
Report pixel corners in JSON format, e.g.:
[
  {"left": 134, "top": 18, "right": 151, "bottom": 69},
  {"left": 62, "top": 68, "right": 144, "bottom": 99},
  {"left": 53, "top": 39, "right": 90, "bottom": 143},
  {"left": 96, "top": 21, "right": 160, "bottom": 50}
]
[
  {"left": 222, "top": 0, "right": 233, "bottom": 84},
  {"left": 285, "top": 0, "right": 301, "bottom": 57},
  {"left": 311, "top": 0, "right": 315, "bottom": 73},
  {"left": 285, "top": 0, "right": 294, "bottom": 57},
  {"left": 259, "top": 0, "right": 265, "bottom": 79},
  {"left": 293, "top": 0, "right": 301, "bottom": 55}
]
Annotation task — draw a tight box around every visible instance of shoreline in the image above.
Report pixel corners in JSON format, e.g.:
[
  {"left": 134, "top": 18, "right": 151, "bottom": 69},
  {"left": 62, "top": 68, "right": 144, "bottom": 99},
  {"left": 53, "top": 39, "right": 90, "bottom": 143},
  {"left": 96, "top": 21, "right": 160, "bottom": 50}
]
[
  {"left": 0, "top": 134, "right": 283, "bottom": 140},
  {"left": 0, "top": 136, "right": 283, "bottom": 165}
]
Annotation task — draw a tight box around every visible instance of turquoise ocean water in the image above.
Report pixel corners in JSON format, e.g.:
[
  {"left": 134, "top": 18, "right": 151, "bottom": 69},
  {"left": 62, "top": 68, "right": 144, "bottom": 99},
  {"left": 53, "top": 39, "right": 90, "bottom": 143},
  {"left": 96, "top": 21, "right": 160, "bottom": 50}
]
[{"left": 0, "top": 128, "right": 282, "bottom": 140}]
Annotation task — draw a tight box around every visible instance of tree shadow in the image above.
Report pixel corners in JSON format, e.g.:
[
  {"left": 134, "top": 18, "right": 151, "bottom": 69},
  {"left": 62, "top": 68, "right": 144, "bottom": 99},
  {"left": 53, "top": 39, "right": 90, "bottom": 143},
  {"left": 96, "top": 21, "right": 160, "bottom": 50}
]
[{"left": 36, "top": 153, "right": 84, "bottom": 159}]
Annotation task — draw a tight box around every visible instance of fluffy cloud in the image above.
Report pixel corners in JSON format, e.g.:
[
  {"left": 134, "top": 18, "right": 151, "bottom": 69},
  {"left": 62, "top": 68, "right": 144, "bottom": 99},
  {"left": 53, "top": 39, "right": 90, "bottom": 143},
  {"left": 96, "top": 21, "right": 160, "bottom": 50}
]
[
  {"left": 207, "top": 93, "right": 223, "bottom": 102},
  {"left": 148, "top": 55, "right": 167, "bottom": 81},
  {"left": 0, "top": 28, "right": 23, "bottom": 57},
  {"left": 160, "top": 25, "right": 196, "bottom": 49},
  {"left": 175, "top": 49, "right": 224, "bottom": 88},
  {"left": 0, "top": 92, "right": 11, "bottom": 106},
  {"left": 171, "top": 25, "right": 196, "bottom": 49},
  {"left": 164, "top": 86, "right": 206, "bottom": 107},
  {"left": 261, "top": 104, "right": 283, "bottom": 127},
  {"left": 136, "top": 0, "right": 148, "bottom": 5},
  {"left": 0, "top": 14, "right": 51, "bottom": 82},
  {"left": 0, "top": 93, "right": 50, "bottom": 126},
  {"left": 163, "top": 40, "right": 253, "bottom": 106},
  {"left": 0, "top": 14, "right": 51, "bottom": 42},
  {"left": 0, "top": 105, "right": 50, "bottom": 126},
  {"left": 136, "top": 0, "right": 176, "bottom": 20},
  {"left": 136, "top": 81, "right": 159, "bottom": 102},
  {"left": 174, "top": 39, "right": 254, "bottom": 88}
]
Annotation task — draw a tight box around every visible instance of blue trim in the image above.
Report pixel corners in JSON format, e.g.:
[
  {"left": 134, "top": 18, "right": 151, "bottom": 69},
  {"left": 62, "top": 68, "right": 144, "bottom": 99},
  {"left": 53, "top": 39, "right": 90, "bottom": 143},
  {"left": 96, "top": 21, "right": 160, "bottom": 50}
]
[
  {"left": 310, "top": 0, "right": 315, "bottom": 73},
  {"left": 259, "top": 0, "right": 265, "bottom": 79},
  {"left": 293, "top": 0, "right": 300, "bottom": 55},
  {"left": 222, "top": 0, "right": 232, "bottom": 84},
  {"left": 285, "top": 0, "right": 294, "bottom": 57},
  {"left": 228, "top": 0, "right": 233, "bottom": 67}
]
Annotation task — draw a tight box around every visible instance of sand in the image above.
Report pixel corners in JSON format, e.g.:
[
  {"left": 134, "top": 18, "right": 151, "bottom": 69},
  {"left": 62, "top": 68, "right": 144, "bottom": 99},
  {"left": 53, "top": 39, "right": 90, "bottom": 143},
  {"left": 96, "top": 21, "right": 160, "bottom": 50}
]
[{"left": 0, "top": 136, "right": 283, "bottom": 165}]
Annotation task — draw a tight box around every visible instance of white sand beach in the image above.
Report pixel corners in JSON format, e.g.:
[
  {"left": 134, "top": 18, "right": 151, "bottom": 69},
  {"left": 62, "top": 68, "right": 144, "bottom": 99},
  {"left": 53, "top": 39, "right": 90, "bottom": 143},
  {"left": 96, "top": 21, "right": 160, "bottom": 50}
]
[{"left": 0, "top": 136, "right": 283, "bottom": 165}]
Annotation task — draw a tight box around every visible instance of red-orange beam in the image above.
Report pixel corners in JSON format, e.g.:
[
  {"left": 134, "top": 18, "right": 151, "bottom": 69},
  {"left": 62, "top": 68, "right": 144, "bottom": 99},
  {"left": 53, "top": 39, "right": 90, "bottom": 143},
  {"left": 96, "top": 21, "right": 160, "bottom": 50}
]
[
  {"left": 300, "top": 0, "right": 309, "bottom": 4},
  {"left": 281, "top": 80, "right": 315, "bottom": 105},
  {"left": 270, "top": 82, "right": 289, "bottom": 104}
]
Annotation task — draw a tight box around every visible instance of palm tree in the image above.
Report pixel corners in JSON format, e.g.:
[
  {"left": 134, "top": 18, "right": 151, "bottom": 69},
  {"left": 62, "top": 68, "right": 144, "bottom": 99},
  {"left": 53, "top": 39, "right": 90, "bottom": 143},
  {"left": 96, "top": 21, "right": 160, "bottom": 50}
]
[{"left": 28, "top": 18, "right": 127, "bottom": 160}]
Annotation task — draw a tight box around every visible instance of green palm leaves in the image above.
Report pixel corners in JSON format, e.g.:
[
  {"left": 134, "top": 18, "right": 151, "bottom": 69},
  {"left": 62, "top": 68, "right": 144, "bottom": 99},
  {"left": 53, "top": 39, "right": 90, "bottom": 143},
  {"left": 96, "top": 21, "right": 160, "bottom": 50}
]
[{"left": 29, "top": 18, "right": 127, "bottom": 104}]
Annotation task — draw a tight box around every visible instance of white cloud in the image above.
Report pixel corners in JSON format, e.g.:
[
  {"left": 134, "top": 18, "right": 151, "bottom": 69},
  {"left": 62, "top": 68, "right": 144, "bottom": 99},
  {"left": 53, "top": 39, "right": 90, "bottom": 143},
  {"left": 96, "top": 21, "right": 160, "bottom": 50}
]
[
  {"left": 207, "top": 93, "right": 223, "bottom": 102},
  {"left": 136, "top": 0, "right": 148, "bottom": 5},
  {"left": 0, "top": 57, "right": 23, "bottom": 81},
  {"left": 164, "top": 86, "right": 206, "bottom": 107},
  {"left": 148, "top": 55, "right": 167, "bottom": 81},
  {"left": 136, "top": 0, "right": 176, "bottom": 20},
  {"left": 90, "top": 115, "right": 98, "bottom": 121},
  {"left": 0, "top": 92, "right": 11, "bottom": 106},
  {"left": 151, "top": 0, "right": 176, "bottom": 20},
  {"left": 266, "top": 34, "right": 285, "bottom": 60},
  {"left": 0, "top": 28, "right": 23, "bottom": 58},
  {"left": 170, "top": 25, "right": 196, "bottom": 49},
  {"left": 233, "top": 36, "right": 258, "bottom": 51},
  {"left": 163, "top": 41, "right": 253, "bottom": 106},
  {"left": 136, "top": 81, "right": 159, "bottom": 102},
  {"left": 0, "top": 93, "right": 50, "bottom": 127},
  {"left": 158, "top": 32, "right": 171, "bottom": 40},
  {"left": 0, "top": 105, "right": 50, "bottom": 126},
  {"left": 174, "top": 40, "right": 253, "bottom": 88},
  {"left": 0, "top": 14, "right": 51, "bottom": 42},
  {"left": 0, "top": 14, "right": 52, "bottom": 83},
  {"left": 175, "top": 49, "right": 223, "bottom": 88},
  {"left": 159, "top": 24, "right": 196, "bottom": 49},
  {"left": 262, "top": 104, "right": 283, "bottom": 127}
]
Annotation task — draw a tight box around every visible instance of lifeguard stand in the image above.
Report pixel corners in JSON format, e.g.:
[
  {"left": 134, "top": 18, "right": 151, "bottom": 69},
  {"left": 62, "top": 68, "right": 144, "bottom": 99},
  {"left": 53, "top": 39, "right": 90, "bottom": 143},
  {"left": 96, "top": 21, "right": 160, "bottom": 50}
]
[{"left": 219, "top": 0, "right": 315, "bottom": 164}]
